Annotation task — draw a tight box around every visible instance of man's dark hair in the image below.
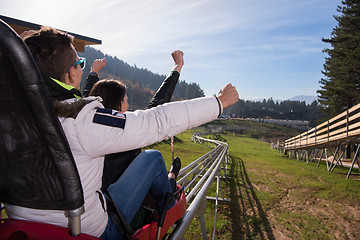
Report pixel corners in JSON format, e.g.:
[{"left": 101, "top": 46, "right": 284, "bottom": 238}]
[
  {"left": 24, "top": 26, "right": 77, "bottom": 82},
  {"left": 89, "top": 79, "right": 127, "bottom": 111}
]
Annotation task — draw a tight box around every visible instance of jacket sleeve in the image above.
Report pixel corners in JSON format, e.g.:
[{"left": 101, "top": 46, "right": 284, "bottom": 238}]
[
  {"left": 75, "top": 96, "right": 222, "bottom": 157},
  {"left": 146, "top": 71, "right": 180, "bottom": 109},
  {"left": 83, "top": 73, "right": 99, "bottom": 97}
]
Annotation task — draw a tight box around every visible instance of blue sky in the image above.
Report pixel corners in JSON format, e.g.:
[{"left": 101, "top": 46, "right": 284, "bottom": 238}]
[{"left": 1, "top": 0, "right": 340, "bottom": 100}]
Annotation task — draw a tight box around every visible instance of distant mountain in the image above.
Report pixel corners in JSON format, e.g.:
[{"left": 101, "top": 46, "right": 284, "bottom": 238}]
[{"left": 288, "top": 95, "right": 318, "bottom": 105}]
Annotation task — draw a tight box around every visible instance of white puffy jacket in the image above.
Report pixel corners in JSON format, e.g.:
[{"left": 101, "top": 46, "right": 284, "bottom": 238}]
[{"left": 5, "top": 96, "right": 222, "bottom": 237}]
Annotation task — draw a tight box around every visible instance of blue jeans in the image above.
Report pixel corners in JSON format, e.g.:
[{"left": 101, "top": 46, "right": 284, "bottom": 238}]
[{"left": 100, "top": 150, "right": 174, "bottom": 240}]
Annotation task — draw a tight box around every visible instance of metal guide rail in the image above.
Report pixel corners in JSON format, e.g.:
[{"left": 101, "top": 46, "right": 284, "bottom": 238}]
[{"left": 168, "top": 133, "right": 230, "bottom": 240}]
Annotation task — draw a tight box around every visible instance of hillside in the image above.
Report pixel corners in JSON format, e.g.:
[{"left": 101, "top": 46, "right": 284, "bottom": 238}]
[
  {"left": 200, "top": 118, "right": 303, "bottom": 142},
  {"left": 79, "top": 47, "right": 204, "bottom": 109},
  {"left": 224, "top": 98, "right": 326, "bottom": 127}
]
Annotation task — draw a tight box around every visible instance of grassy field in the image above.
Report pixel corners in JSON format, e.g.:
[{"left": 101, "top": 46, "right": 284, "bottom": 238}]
[
  {"left": 2, "top": 119, "right": 359, "bottom": 239},
  {"left": 151, "top": 122, "right": 360, "bottom": 240}
]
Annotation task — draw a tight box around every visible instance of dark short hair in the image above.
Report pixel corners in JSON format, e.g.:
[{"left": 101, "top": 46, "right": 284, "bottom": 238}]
[
  {"left": 24, "top": 26, "right": 77, "bottom": 82},
  {"left": 89, "top": 79, "right": 127, "bottom": 111}
]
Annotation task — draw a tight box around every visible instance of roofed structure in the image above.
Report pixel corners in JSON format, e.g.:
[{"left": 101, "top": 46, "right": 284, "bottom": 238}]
[{"left": 0, "top": 15, "right": 101, "bottom": 52}]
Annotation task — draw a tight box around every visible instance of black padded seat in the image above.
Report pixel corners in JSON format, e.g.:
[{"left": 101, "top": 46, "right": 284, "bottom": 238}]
[{"left": 0, "top": 17, "right": 84, "bottom": 229}]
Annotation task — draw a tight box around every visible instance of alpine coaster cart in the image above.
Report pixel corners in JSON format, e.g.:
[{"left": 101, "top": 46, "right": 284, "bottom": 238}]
[{"left": 0, "top": 18, "right": 186, "bottom": 240}]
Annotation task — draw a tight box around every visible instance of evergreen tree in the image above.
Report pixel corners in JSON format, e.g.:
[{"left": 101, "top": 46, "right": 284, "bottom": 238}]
[{"left": 318, "top": 0, "right": 360, "bottom": 116}]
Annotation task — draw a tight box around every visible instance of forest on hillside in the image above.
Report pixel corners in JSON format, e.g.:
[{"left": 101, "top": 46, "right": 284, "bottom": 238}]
[
  {"left": 79, "top": 47, "right": 204, "bottom": 110},
  {"left": 80, "top": 47, "right": 325, "bottom": 126},
  {"left": 224, "top": 98, "right": 325, "bottom": 127}
]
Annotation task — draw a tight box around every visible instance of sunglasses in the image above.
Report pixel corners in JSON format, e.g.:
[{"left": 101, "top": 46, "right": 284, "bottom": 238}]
[{"left": 66, "top": 57, "right": 86, "bottom": 73}]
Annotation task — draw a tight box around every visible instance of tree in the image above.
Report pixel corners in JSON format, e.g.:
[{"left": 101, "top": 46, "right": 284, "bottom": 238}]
[{"left": 318, "top": 0, "right": 360, "bottom": 116}]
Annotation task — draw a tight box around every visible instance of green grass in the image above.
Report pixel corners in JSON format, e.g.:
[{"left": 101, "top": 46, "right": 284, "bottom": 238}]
[
  {"left": 202, "top": 119, "right": 302, "bottom": 140},
  {"left": 149, "top": 127, "right": 360, "bottom": 239},
  {"left": 2, "top": 119, "right": 359, "bottom": 239},
  {"left": 224, "top": 134, "right": 360, "bottom": 239}
]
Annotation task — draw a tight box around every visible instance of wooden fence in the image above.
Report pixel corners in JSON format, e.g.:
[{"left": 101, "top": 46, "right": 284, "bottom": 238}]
[{"left": 284, "top": 103, "right": 360, "bottom": 179}]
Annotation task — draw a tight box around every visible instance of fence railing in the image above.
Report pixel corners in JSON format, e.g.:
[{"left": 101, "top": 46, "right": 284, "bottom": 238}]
[
  {"left": 168, "top": 133, "right": 230, "bottom": 240},
  {"left": 285, "top": 103, "right": 360, "bottom": 150},
  {"left": 284, "top": 103, "right": 360, "bottom": 179}
]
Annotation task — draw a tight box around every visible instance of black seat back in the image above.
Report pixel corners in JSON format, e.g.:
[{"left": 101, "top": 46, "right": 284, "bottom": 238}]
[{"left": 0, "top": 19, "right": 84, "bottom": 211}]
